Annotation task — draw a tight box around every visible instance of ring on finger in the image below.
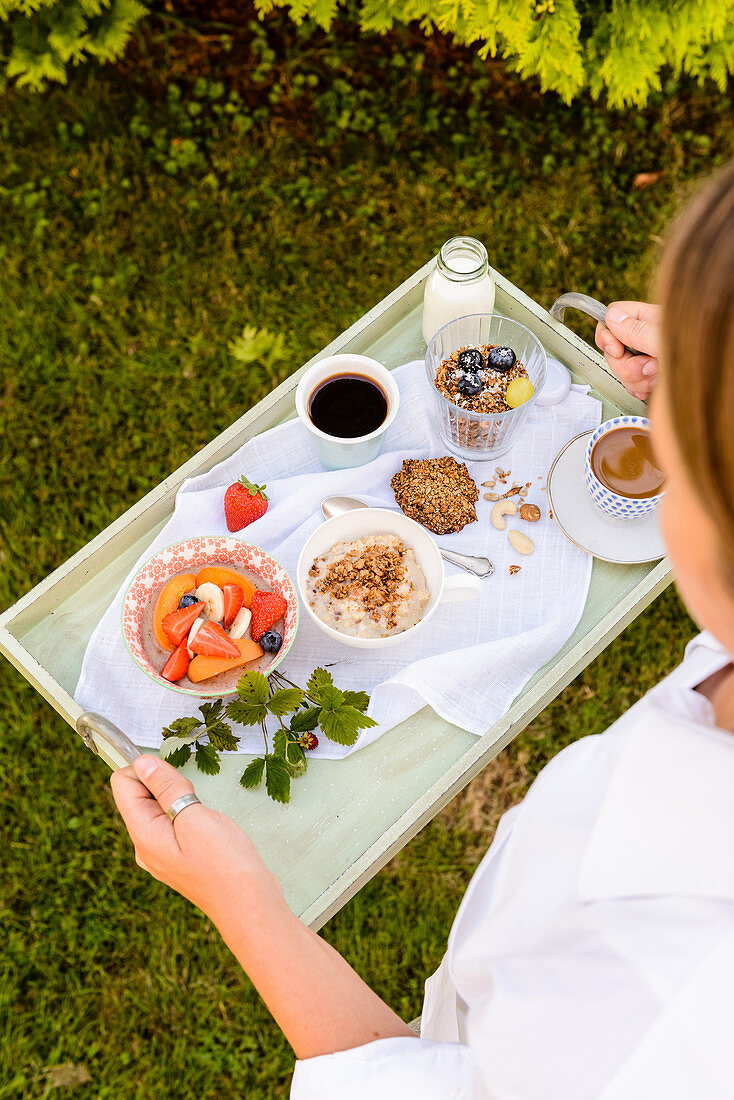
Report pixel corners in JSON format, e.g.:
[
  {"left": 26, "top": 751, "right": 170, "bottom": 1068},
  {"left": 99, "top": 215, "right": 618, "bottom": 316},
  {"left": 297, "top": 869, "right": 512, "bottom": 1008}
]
[{"left": 167, "top": 792, "right": 201, "bottom": 822}]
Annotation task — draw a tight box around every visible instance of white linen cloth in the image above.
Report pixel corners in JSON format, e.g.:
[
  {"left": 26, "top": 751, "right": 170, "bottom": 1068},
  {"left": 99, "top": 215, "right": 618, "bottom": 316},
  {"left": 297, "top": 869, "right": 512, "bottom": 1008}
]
[
  {"left": 75, "top": 360, "right": 600, "bottom": 757},
  {"left": 292, "top": 632, "right": 734, "bottom": 1099}
]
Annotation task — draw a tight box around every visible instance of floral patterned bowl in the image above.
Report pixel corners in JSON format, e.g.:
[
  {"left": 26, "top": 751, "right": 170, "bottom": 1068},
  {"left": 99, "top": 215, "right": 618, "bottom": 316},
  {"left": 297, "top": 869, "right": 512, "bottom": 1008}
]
[{"left": 122, "top": 535, "right": 299, "bottom": 697}]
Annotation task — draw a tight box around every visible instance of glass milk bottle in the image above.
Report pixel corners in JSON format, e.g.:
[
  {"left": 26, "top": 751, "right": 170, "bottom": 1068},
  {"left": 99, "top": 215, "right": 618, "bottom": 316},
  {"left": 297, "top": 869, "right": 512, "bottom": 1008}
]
[{"left": 422, "top": 236, "right": 496, "bottom": 345}]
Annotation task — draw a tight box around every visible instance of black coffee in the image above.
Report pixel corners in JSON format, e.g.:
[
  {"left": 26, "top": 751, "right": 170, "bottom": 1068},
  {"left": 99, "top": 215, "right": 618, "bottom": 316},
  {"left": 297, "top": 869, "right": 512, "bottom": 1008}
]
[{"left": 308, "top": 374, "right": 389, "bottom": 438}]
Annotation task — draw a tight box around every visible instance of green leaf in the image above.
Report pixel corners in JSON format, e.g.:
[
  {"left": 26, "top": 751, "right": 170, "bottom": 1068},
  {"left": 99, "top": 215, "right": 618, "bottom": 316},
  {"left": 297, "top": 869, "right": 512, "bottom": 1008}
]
[
  {"left": 160, "top": 734, "right": 199, "bottom": 762},
  {"left": 194, "top": 742, "right": 220, "bottom": 776},
  {"left": 265, "top": 754, "right": 291, "bottom": 803},
  {"left": 342, "top": 690, "right": 370, "bottom": 712},
  {"left": 164, "top": 744, "right": 192, "bottom": 769},
  {"left": 319, "top": 704, "right": 377, "bottom": 746},
  {"left": 272, "top": 728, "right": 287, "bottom": 757},
  {"left": 284, "top": 740, "right": 306, "bottom": 771},
  {"left": 226, "top": 671, "right": 270, "bottom": 726},
  {"left": 199, "top": 699, "right": 224, "bottom": 724},
  {"left": 240, "top": 757, "right": 265, "bottom": 789},
  {"left": 267, "top": 686, "right": 305, "bottom": 716},
  {"left": 161, "top": 716, "right": 201, "bottom": 740},
  {"left": 347, "top": 706, "right": 378, "bottom": 731},
  {"left": 317, "top": 683, "right": 344, "bottom": 709},
  {"left": 199, "top": 698, "right": 239, "bottom": 751},
  {"left": 226, "top": 697, "right": 266, "bottom": 727},
  {"left": 239, "top": 670, "right": 271, "bottom": 703},
  {"left": 206, "top": 725, "right": 239, "bottom": 752},
  {"left": 289, "top": 706, "right": 320, "bottom": 734},
  {"left": 306, "top": 666, "right": 334, "bottom": 703}
]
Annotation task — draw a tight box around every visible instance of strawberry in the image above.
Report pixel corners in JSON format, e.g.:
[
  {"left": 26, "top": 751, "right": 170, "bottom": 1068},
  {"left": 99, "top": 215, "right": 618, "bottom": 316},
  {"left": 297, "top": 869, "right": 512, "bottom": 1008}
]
[
  {"left": 162, "top": 601, "right": 204, "bottom": 646},
  {"left": 249, "top": 590, "right": 287, "bottom": 641},
  {"left": 188, "top": 620, "right": 240, "bottom": 659},
  {"left": 224, "top": 476, "right": 268, "bottom": 532},
  {"left": 161, "top": 639, "right": 191, "bottom": 682},
  {"left": 222, "top": 583, "right": 244, "bottom": 630},
  {"left": 299, "top": 732, "right": 319, "bottom": 751}
]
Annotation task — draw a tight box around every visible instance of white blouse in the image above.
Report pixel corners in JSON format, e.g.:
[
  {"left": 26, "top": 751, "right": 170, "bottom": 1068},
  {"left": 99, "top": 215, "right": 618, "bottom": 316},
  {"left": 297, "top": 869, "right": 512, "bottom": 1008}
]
[{"left": 291, "top": 632, "right": 734, "bottom": 1099}]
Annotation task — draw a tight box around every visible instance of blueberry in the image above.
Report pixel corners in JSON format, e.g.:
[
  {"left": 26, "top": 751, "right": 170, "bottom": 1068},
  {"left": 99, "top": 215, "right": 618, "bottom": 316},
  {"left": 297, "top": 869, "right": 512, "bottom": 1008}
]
[
  {"left": 260, "top": 630, "right": 283, "bottom": 654},
  {"left": 457, "top": 372, "right": 483, "bottom": 397},
  {"left": 486, "top": 345, "right": 517, "bottom": 373},
  {"left": 178, "top": 593, "right": 200, "bottom": 608},
  {"left": 457, "top": 348, "right": 483, "bottom": 373}
]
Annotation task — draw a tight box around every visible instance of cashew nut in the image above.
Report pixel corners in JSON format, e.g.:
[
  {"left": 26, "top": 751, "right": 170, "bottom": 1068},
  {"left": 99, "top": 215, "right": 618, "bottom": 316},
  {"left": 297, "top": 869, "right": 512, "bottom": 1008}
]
[
  {"left": 508, "top": 529, "right": 534, "bottom": 555},
  {"left": 491, "top": 499, "right": 518, "bottom": 530}
]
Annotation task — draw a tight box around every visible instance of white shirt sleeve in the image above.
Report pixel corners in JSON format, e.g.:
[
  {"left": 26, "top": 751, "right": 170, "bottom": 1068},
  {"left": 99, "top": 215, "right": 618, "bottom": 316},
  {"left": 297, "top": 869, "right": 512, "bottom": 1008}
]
[{"left": 290, "top": 1037, "right": 477, "bottom": 1099}]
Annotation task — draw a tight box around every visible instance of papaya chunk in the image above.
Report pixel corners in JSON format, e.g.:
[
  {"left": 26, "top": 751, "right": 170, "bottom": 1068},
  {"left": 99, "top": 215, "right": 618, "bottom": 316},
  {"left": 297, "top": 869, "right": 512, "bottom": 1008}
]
[
  {"left": 187, "top": 637, "right": 264, "bottom": 683},
  {"left": 195, "top": 566, "right": 256, "bottom": 608},
  {"left": 153, "top": 574, "right": 196, "bottom": 651}
]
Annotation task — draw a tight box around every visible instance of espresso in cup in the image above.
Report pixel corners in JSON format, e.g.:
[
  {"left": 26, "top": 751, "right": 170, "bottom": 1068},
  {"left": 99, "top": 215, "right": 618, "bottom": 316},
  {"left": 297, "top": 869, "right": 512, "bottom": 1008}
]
[
  {"left": 308, "top": 374, "right": 388, "bottom": 438},
  {"left": 590, "top": 426, "right": 665, "bottom": 499}
]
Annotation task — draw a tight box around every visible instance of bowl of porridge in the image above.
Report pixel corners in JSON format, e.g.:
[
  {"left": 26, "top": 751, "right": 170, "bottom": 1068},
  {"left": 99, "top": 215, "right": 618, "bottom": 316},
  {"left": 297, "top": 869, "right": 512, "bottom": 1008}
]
[{"left": 296, "top": 508, "right": 482, "bottom": 650}]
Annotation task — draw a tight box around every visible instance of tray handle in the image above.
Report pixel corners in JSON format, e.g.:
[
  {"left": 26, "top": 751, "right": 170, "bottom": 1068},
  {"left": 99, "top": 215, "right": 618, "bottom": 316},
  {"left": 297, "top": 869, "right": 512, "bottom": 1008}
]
[
  {"left": 549, "top": 292, "right": 640, "bottom": 356},
  {"left": 77, "top": 711, "right": 142, "bottom": 766}
]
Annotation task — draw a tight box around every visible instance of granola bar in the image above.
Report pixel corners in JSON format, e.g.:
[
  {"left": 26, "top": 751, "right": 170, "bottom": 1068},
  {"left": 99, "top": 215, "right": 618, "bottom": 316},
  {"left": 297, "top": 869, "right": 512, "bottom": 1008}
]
[{"left": 391, "top": 455, "right": 479, "bottom": 534}]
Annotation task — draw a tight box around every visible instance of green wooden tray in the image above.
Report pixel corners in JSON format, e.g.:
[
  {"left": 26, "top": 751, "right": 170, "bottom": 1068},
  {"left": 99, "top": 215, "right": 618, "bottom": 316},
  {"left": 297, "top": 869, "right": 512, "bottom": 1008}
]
[{"left": 0, "top": 258, "right": 671, "bottom": 930}]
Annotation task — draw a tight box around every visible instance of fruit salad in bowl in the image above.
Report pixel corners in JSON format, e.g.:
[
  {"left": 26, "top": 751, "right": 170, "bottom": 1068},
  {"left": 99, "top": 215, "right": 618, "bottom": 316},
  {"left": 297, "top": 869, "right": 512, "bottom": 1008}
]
[{"left": 122, "top": 536, "right": 299, "bottom": 697}]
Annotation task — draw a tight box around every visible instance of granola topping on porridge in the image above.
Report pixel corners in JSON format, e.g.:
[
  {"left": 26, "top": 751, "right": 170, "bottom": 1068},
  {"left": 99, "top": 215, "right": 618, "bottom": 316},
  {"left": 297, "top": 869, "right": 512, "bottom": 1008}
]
[
  {"left": 391, "top": 455, "right": 478, "bottom": 535},
  {"left": 307, "top": 534, "right": 430, "bottom": 639},
  {"left": 434, "top": 344, "right": 530, "bottom": 414}
]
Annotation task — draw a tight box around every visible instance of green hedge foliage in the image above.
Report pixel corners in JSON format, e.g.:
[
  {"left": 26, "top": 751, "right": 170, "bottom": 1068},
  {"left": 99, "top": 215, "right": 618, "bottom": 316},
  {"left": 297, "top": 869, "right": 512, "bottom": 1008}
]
[
  {"left": 0, "top": 0, "right": 147, "bottom": 89},
  {"left": 254, "top": 0, "right": 734, "bottom": 107},
  {"left": 3, "top": 0, "right": 734, "bottom": 105}
]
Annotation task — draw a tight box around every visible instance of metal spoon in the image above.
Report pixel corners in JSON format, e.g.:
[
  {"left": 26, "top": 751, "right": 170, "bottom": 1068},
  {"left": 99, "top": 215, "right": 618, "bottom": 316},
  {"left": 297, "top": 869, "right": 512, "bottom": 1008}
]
[{"left": 320, "top": 495, "right": 494, "bottom": 578}]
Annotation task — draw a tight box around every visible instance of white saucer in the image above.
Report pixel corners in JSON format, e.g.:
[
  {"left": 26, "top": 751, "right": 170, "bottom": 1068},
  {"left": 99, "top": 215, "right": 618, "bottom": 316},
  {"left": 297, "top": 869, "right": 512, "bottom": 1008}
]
[{"left": 547, "top": 430, "right": 667, "bottom": 564}]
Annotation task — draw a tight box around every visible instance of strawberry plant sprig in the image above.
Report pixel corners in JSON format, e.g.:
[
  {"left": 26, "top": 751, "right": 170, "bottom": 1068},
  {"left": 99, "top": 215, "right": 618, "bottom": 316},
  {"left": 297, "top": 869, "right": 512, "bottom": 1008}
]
[{"left": 160, "top": 667, "right": 376, "bottom": 805}]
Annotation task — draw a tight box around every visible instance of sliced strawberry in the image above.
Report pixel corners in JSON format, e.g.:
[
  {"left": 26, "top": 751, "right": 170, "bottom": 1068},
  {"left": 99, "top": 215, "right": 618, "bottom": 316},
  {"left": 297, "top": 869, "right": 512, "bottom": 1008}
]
[
  {"left": 222, "top": 583, "right": 244, "bottom": 630},
  {"left": 189, "top": 620, "right": 240, "bottom": 659},
  {"left": 161, "top": 639, "right": 191, "bottom": 682},
  {"left": 249, "top": 590, "right": 288, "bottom": 642},
  {"left": 162, "top": 601, "right": 205, "bottom": 646}
]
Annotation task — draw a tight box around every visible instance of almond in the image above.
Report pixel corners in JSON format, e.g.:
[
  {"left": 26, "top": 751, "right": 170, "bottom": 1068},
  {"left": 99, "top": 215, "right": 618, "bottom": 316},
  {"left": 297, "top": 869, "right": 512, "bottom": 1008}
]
[{"left": 508, "top": 529, "right": 534, "bottom": 555}]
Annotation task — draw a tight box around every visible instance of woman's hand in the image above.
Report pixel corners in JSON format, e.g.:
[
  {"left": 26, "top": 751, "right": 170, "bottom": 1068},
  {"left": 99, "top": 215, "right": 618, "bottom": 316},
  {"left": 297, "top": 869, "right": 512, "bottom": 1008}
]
[
  {"left": 110, "top": 754, "right": 282, "bottom": 924},
  {"left": 112, "top": 754, "right": 415, "bottom": 1059},
  {"left": 595, "top": 301, "right": 661, "bottom": 401}
]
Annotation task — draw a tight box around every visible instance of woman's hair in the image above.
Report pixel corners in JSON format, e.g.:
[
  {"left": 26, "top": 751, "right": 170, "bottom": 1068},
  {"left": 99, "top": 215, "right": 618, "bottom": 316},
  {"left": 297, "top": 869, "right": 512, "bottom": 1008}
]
[{"left": 656, "top": 163, "right": 734, "bottom": 574}]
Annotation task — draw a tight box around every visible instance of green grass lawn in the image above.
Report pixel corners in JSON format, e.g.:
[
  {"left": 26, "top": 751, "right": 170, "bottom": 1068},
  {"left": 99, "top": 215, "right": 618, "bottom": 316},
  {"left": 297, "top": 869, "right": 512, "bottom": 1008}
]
[{"left": 1, "top": 33, "right": 732, "bottom": 1096}]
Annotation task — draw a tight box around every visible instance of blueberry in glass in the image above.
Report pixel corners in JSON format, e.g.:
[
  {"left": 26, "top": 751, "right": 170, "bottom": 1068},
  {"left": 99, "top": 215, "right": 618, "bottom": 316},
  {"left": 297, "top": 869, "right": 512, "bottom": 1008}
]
[
  {"left": 487, "top": 346, "right": 517, "bottom": 373},
  {"left": 457, "top": 348, "right": 484, "bottom": 373}
]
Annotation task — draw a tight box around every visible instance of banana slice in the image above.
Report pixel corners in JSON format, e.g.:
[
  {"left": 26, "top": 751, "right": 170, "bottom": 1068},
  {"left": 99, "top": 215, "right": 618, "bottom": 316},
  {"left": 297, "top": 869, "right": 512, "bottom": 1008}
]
[
  {"left": 229, "top": 606, "right": 252, "bottom": 640},
  {"left": 195, "top": 582, "right": 225, "bottom": 622},
  {"left": 187, "top": 615, "right": 206, "bottom": 659}
]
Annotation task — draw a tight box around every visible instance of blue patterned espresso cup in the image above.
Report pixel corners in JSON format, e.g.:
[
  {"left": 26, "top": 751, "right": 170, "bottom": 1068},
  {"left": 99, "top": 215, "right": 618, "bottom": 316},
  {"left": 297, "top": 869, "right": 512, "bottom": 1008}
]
[{"left": 584, "top": 416, "right": 665, "bottom": 521}]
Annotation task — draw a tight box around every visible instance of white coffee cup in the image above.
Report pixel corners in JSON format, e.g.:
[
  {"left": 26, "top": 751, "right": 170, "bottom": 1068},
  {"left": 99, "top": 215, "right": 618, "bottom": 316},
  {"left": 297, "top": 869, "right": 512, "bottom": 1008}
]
[
  {"left": 297, "top": 507, "right": 483, "bottom": 650},
  {"left": 295, "top": 353, "right": 400, "bottom": 470}
]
